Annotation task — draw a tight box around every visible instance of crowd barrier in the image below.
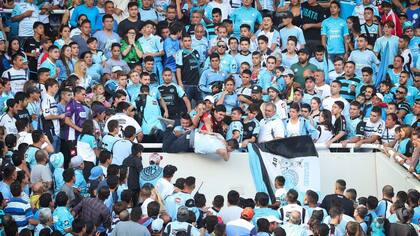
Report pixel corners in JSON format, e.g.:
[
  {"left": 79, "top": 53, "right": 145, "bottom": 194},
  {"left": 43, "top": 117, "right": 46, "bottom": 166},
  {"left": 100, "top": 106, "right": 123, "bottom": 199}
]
[{"left": 142, "top": 143, "right": 419, "bottom": 201}]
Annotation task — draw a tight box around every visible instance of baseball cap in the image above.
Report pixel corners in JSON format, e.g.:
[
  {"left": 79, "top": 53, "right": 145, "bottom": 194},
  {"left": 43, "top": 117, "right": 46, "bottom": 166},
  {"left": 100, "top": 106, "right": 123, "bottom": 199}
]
[
  {"left": 70, "top": 156, "right": 83, "bottom": 168},
  {"left": 282, "top": 68, "right": 294, "bottom": 76},
  {"left": 399, "top": 12, "right": 408, "bottom": 18},
  {"left": 267, "top": 85, "right": 279, "bottom": 93},
  {"left": 375, "top": 93, "right": 384, "bottom": 102},
  {"left": 251, "top": 85, "right": 262, "bottom": 94},
  {"left": 403, "top": 21, "right": 414, "bottom": 31},
  {"left": 89, "top": 166, "right": 103, "bottom": 180},
  {"left": 177, "top": 206, "right": 190, "bottom": 222},
  {"left": 92, "top": 104, "right": 107, "bottom": 116},
  {"left": 282, "top": 11, "right": 293, "bottom": 18},
  {"left": 204, "top": 95, "right": 215, "bottom": 104},
  {"left": 149, "top": 152, "right": 162, "bottom": 164},
  {"left": 151, "top": 218, "right": 164, "bottom": 232},
  {"left": 241, "top": 207, "right": 254, "bottom": 221},
  {"left": 297, "top": 48, "right": 310, "bottom": 55},
  {"left": 50, "top": 152, "right": 64, "bottom": 169},
  {"left": 112, "top": 66, "right": 123, "bottom": 73},
  {"left": 185, "top": 199, "right": 195, "bottom": 208},
  {"left": 27, "top": 86, "right": 42, "bottom": 94},
  {"left": 265, "top": 215, "right": 282, "bottom": 224}
]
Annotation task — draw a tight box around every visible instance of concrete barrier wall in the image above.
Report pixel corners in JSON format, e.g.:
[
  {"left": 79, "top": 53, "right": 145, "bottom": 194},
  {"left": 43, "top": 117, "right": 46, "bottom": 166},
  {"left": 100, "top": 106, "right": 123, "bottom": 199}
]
[{"left": 146, "top": 151, "right": 419, "bottom": 200}]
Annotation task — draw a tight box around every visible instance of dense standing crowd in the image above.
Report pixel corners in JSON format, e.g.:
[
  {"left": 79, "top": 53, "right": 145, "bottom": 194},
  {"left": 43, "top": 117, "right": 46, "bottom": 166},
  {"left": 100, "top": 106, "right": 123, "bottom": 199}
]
[{"left": 0, "top": 0, "right": 418, "bottom": 234}]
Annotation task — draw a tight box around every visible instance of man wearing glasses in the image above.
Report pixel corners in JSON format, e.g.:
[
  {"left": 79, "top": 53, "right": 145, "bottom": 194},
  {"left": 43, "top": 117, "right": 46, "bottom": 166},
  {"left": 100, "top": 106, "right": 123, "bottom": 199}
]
[{"left": 394, "top": 86, "right": 412, "bottom": 121}]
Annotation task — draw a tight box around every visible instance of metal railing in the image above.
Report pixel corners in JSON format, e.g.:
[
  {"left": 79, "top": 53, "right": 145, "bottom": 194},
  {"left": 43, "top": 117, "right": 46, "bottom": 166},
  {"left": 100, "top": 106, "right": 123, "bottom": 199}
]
[{"left": 0, "top": 9, "right": 65, "bottom": 14}]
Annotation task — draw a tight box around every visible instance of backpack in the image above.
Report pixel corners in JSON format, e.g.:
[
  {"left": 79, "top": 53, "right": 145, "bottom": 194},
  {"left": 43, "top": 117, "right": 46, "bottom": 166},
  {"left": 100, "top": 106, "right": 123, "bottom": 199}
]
[{"left": 164, "top": 223, "right": 192, "bottom": 236}]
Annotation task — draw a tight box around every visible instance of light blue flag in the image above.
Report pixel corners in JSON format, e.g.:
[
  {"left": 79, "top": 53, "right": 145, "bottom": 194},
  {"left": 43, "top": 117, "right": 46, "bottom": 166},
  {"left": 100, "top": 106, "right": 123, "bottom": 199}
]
[{"left": 375, "top": 42, "right": 389, "bottom": 89}]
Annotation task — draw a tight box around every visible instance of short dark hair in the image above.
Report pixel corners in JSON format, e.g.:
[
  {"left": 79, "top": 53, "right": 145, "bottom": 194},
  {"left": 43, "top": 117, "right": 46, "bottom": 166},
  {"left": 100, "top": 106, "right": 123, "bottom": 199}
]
[
  {"left": 98, "top": 186, "right": 111, "bottom": 201},
  {"left": 131, "top": 143, "right": 144, "bottom": 156},
  {"left": 185, "top": 176, "right": 196, "bottom": 187},
  {"left": 334, "top": 101, "right": 345, "bottom": 110},
  {"left": 102, "top": 14, "right": 114, "bottom": 23},
  {"left": 45, "top": 78, "right": 59, "bottom": 90},
  {"left": 163, "top": 165, "right": 177, "bottom": 178},
  {"left": 107, "top": 120, "right": 119, "bottom": 133},
  {"left": 10, "top": 181, "right": 22, "bottom": 197},
  {"left": 123, "top": 125, "right": 135, "bottom": 138},
  {"left": 287, "top": 189, "right": 298, "bottom": 203},
  {"left": 63, "top": 168, "right": 75, "bottom": 183},
  {"left": 227, "top": 190, "right": 240, "bottom": 205},
  {"left": 99, "top": 150, "right": 112, "bottom": 164},
  {"left": 32, "top": 130, "right": 44, "bottom": 143},
  {"left": 55, "top": 191, "right": 69, "bottom": 207},
  {"left": 213, "top": 195, "right": 224, "bottom": 208},
  {"left": 255, "top": 192, "right": 269, "bottom": 207}
]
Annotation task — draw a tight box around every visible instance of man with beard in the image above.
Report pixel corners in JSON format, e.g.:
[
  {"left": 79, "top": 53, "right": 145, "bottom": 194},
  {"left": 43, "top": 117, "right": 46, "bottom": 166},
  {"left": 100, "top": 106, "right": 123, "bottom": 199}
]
[{"left": 290, "top": 48, "right": 317, "bottom": 87}]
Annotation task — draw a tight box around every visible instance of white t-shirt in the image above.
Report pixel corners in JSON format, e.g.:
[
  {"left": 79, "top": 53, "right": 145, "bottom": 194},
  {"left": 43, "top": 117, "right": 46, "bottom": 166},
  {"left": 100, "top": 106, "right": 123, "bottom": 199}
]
[
  {"left": 218, "top": 205, "right": 243, "bottom": 224},
  {"left": 286, "top": 120, "right": 300, "bottom": 137},
  {"left": 274, "top": 99, "right": 288, "bottom": 120},
  {"left": 155, "top": 178, "right": 174, "bottom": 200},
  {"left": 322, "top": 96, "right": 350, "bottom": 117},
  {"left": 0, "top": 113, "right": 17, "bottom": 134},
  {"left": 12, "top": 2, "right": 40, "bottom": 37},
  {"left": 104, "top": 113, "right": 142, "bottom": 138},
  {"left": 208, "top": 1, "right": 232, "bottom": 20},
  {"left": 258, "top": 117, "right": 285, "bottom": 143},
  {"left": 363, "top": 119, "right": 385, "bottom": 138},
  {"left": 315, "top": 84, "right": 331, "bottom": 100},
  {"left": 41, "top": 93, "right": 60, "bottom": 136},
  {"left": 2, "top": 67, "right": 28, "bottom": 94}
]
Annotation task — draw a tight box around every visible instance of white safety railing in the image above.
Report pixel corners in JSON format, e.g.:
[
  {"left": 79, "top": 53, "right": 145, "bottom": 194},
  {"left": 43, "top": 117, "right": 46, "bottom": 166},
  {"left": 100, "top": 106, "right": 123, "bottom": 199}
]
[{"left": 0, "top": 9, "right": 65, "bottom": 14}]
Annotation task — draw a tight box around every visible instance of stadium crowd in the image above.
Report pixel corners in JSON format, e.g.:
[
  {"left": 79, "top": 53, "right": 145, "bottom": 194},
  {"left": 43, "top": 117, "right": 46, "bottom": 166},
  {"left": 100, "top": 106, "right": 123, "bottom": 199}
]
[{"left": 0, "top": 0, "right": 418, "bottom": 234}]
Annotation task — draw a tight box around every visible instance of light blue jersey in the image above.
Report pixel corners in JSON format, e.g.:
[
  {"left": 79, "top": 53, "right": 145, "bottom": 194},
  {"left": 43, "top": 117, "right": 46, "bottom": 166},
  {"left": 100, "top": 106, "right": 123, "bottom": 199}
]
[
  {"left": 74, "top": 169, "right": 88, "bottom": 197},
  {"left": 226, "top": 120, "right": 243, "bottom": 142},
  {"left": 53, "top": 206, "right": 74, "bottom": 235},
  {"left": 25, "top": 146, "right": 40, "bottom": 168},
  {"left": 321, "top": 16, "right": 349, "bottom": 54},
  {"left": 101, "top": 134, "right": 121, "bottom": 152},
  {"left": 141, "top": 95, "right": 164, "bottom": 135},
  {"left": 40, "top": 58, "right": 57, "bottom": 78},
  {"left": 191, "top": 35, "right": 209, "bottom": 65},
  {"left": 199, "top": 69, "right": 228, "bottom": 95},
  {"left": 279, "top": 26, "right": 306, "bottom": 50},
  {"left": 229, "top": 6, "right": 262, "bottom": 36},
  {"left": 373, "top": 35, "right": 399, "bottom": 66},
  {"left": 348, "top": 49, "right": 380, "bottom": 77},
  {"left": 53, "top": 168, "right": 64, "bottom": 195},
  {"left": 165, "top": 192, "right": 194, "bottom": 220}
]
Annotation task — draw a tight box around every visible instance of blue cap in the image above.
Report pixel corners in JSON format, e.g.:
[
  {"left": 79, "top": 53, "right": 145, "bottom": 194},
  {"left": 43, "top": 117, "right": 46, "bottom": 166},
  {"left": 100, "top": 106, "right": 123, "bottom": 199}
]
[
  {"left": 89, "top": 166, "right": 103, "bottom": 180},
  {"left": 50, "top": 152, "right": 64, "bottom": 169}
]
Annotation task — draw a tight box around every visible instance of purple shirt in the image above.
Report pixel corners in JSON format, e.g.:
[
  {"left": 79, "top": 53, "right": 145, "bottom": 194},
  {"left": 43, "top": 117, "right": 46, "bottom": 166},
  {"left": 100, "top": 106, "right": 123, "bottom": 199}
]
[{"left": 64, "top": 99, "right": 88, "bottom": 140}]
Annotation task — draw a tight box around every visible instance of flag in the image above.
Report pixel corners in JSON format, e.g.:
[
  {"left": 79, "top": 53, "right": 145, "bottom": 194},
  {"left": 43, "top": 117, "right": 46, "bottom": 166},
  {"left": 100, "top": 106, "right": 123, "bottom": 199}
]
[
  {"left": 323, "top": 51, "right": 330, "bottom": 84},
  {"left": 248, "top": 136, "right": 320, "bottom": 203},
  {"left": 375, "top": 42, "right": 389, "bottom": 89}
]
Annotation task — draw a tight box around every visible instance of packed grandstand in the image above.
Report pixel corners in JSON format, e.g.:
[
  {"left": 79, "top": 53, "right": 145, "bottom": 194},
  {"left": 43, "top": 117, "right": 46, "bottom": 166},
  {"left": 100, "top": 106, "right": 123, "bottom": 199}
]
[{"left": 0, "top": 0, "right": 418, "bottom": 235}]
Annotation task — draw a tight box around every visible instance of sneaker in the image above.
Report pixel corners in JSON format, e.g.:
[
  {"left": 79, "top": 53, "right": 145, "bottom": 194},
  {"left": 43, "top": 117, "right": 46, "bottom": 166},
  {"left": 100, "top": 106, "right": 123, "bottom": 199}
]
[{"left": 158, "top": 117, "right": 175, "bottom": 127}]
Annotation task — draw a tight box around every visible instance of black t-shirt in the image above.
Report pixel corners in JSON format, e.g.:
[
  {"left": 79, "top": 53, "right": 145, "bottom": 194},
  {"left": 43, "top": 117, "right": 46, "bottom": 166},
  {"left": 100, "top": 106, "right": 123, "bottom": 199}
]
[
  {"left": 300, "top": 2, "right": 329, "bottom": 41},
  {"left": 122, "top": 155, "right": 143, "bottom": 191},
  {"left": 333, "top": 115, "right": 347, "bottom": 142},
  {"left": 176, "top": 49, "right": 201, "bottom": 85},
  {"left": 23, "top": 37, "right": 41, "bottom": 72},
  {"left": 158, "top": 84, "right": 186, "bottom": 118},
  {"left": 15, "top": 109, "right": 31, "bottom": 124},
  {"left": 243, "top": 120, "right": 258, "bottom": 140},
  {"left": 320, "top": 193, "right": 355, "bottom": 217},
  {"left": 117, "top": 17, "right": 143, "bottom": 37}
]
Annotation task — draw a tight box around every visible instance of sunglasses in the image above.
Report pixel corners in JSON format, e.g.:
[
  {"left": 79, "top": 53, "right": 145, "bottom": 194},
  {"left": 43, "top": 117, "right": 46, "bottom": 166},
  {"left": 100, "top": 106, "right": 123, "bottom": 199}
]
[
  {"left": 217, "top": 45, "right": 226, "bottom": 48},
  {"left": 396, "top": 90, "right": 406, "bottom": 94}
]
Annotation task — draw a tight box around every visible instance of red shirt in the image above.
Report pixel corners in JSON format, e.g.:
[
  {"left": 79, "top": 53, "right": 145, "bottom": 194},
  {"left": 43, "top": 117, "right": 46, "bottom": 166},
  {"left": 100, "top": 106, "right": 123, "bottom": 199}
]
[{"left": 381, "top": 11, "right": 402, "bottom": 37}]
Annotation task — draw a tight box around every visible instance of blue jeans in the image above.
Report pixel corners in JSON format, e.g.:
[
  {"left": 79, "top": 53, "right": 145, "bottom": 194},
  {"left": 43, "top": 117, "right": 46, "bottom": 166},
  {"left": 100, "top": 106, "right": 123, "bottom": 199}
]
[
  {"left": 52, "top": 135, "right": 61, "bottom": 153},
  {"left": 184, "top": 85, "right": 202, "bottom": 103}
]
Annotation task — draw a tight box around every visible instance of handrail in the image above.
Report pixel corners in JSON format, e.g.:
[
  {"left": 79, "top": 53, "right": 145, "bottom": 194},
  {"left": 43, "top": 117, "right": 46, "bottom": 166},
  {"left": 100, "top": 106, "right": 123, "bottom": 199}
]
[{"left": 0, "top": 9, "right": 65, "bottom": 14}]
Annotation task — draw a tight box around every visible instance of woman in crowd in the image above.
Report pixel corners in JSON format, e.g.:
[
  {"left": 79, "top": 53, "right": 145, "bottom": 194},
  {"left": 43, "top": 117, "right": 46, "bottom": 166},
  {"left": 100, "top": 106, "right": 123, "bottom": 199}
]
[
  {"left": 284, "top": 102, "right": 319, "bottom": 140},
  {"left": 54, "top": 25, "right": 72, "bottom": 49},
  {"left": 72, "top": 60, "right": 93, "bottom": 89},
  {"left": 56, "top": 45, "right": 75, "bottom": 83}
]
